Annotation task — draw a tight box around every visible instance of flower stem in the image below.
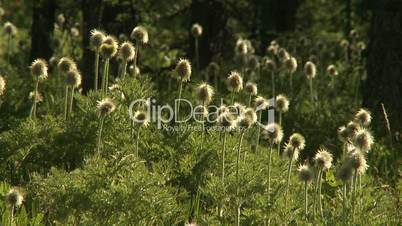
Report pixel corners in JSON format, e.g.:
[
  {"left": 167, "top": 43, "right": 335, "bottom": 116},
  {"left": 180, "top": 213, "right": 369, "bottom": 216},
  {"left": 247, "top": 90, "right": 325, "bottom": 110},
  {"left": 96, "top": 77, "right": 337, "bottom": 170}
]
[
  {"left": 7, "top": 34, "right": 11, "bottom": 64},
  {"left": 177, "top": 80, "right": 183, "bottom": 119},
  {"left": 68, "top": 87, "right": 75, "bottom": 119},
  {"left": 222, "top": 132, "right": 227, "bottom": 183},
  {"left": 94, "top": 51, "right": 100, "bottom": 90},
  {"left": 309, "top": 79, "right": 314, "bottom": 105},
  {"left": 97, "top": 116, "right": 105, "bottom": 155},
  {"left": 32, "top": 79, "right": 39, "bottom": 119},
  {"left": 121, "top": 61, "right": 128, "bottom": 79},
  {"left": 267, "top": 142, "right": 273, "bottom": 202},
  {"left": 236, "top": 131, "right": 245, "bottom": 226},
  {"left": 271, "top": 71, "right": 275, "bottom": 100},
  {"left": 64, "top": 86, "right": 69, "bottom": 120},
  {"left": 136, "top": 127, "right": 140, "bottom": 157},
  {"left": 304, "top": 181, "right": 308, "bottom": 219},
  {"left": 285, "top": 151, "right": 294, "bottom": 209},
  {"left": 318, "top": 169, "right": 324, "bottom": 217}
]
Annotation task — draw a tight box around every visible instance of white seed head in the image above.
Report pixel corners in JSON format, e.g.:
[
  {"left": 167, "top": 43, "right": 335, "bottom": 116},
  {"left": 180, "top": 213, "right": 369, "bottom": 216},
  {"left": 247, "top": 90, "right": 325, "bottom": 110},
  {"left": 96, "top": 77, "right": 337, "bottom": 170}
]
[
  {"left": 298, "top": 164, "right": 314, "bottom": 183},
  {"left": 340, "top": 39, "right": 349, "bottom": 49},
  {"left": 347, "top": 151, "right": 368, "bottom": 175},
  {"left": 283, "top": 143, "right": 299, "bottom": 160},
  {"left": 3, "top": 21, "right": 17, "bottom": 36},
  {"left": 65, "top": 69, "right": 82, "bottom": 88},
  {"left": 304, "top": 61, "right": 316, "bottom": 79},
  {"left": 5, "top": 188, "right": 23, "bottom": 207},
  {"left": 97, "top": 98, "right": 116, "bottom": 117},
  {"left": 354, "top": 108, "right": 371, "bottom": 126},
  {"left": 245, "top": 82, "right": 258, "bottom": 96},
  {"left": 262, "top": 58, "right": 276, "bottom": 71},
  {"left": 0, "top": 75, "right": 6, "bottom": 96},
  {"left": 29, "top": 91, "right": 43, "bottom": 103},
  {"left": 289, "top": 133, "right": 306, "bottom": 151},
  {"left": 133, "top": 110, "right": 150, "bottom": 127},
  {"left": 337, "top": 126, "right": 349, "bottom": 142},
  {"left": 217, "top": 112, "right": 235, "bottom": 131},
  {"left": 130, "top": 26, "right": 149, "bottom": 44},
  {"left": 276, "top": 94, "right": 289, "bottom": 113},
  {"left": 58, "top": 57, "right": 77, "bottom": 74},
  {"left": 277, "top": 48, "right": 289, "bottom": 62},
  {"left": 227, "top": 71, "right": 243, "bottom": 92},
  {"left": 285, "top": 56, "right": 298, "bottom": 73},
  {"left": 90, "top": 29, "right": 106, "bottom": 51},
  {"left": 191, "top": 23, "right": 203, "bottom": 37},
  {"left": 100, "top": 36, "right": 118, "bottom": 59},
  {"left": 243, "top": 107, "right": 257, "bottom": 124},
  {"left": 262, "top": 123, "right": 283, "bottom": 144},
  {"left": 352, "top": 128, "right": 374, "bottom": 152},
  {"left": 326, "top": 65, "right": 338, "bottom": 76},
  {"left": 176, "top": 58, "right": 192, "bottom": 82},
  {"left": 232, "top": 102, "right": 246, "bottom": 116},
  {"left": 196, "top": 82, "right": 214, "bottom": 105},
  {"left": 314, "top": 148, "right": 333, "bottom": 170},
  {"left": 118, "top": 41, "right": 136, "bottom": 62},
  {"left": 31, "top": 59, "right": 48, "bottom": 80},
  {"left": 254, "top": 96, "right": 268, "bottom": 110}
]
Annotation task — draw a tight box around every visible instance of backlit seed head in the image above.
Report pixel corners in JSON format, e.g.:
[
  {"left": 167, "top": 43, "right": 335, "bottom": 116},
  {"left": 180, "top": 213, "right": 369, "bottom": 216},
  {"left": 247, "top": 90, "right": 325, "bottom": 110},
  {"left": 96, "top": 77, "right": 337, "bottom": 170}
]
[
  {"left": 354, "top": 108, "right": 371, "bottom": 126},
  {"left": 352, "top": 128, "right": 374, "bottom": 152},
  {"left": 5, "top": 188, "right": 23, "bottom": 207},
  {"left": 289, "top": 133, "right": 306, "bottom": 150},
  {"left": 217, "top": 105, "right": 229, "bottom": 116},
  {"left": 285, "top": 57, "right": 297, "bottom": 73},
  {"left": 283, "top": 143, "right": 299, "bottom": 160},
  {"left": 49, "top": 56, "right": 58, "bottom": 68},
  {"left": 100, "top": 37, "right": 118, "bottom": 59},
  {"left": 340, "top": 39, "right": 349, "bottom": 49},
  {"left": 29, "top": 91, "right": 43, "bottom": 103},
  {"left": 266, "top": 45, "right": 278, "bottom": 55},
  {"left": 235, "top": 39, "right": 248, "bottom": 55},
  {"left": 0, "top": 8, "right": 5, "bottom": 18},
  {"left": 349, "top": 29, "right": 358, "bottom": 39},
  {"left": 217, "top": 112, "right": 235, "bottom": 131},
  {"left": 346, "top": 121, "right": 361, "bottom": 138},
  {"left": 298, "top": 164, "right": 314, "bottom": 183},
  {"left": 347, "top": 151, "right": 368, "bottom": 174},
  {"left": 118, "top": 41, "right": 135, "bottom": 62},
  {"left": 65, "top": 69, "right": 82, "bottom": 88},
  {"left": 57, "top": 14, "right": 65, "bottom": 25},
  {"left": 3, "top": 21, "right": 17, "bottom": 36},
  {"left": 191, "top": 23, "right": 203, "bottom": 37},
  {"left": 327, "top": 65, "right": 338, "bottom": 76},
  {"left": 262, "top": 123, "right": 283, "bottom": 144},
  {"left": 97, "top": 98, "right": 116, "bottom": 117},
  {"left": 31, "top": 59, "right": 48, "bottom": 80},
  {"left": 196, "top": 82, "right": 214, "bottom": 105},
  {"left": 70, "top": 27, "right": 79, "bottom": 37},
  {"left": 337, "top": 126, "right": 349, "bottom": 142},
  {"left": 277, "top": 48, "right": 290, "bottom": 62},
  {"left": 314, "top": 148, "right": 333, "bottom": 170},
  {"left": 236, "top": 115, "right": 254, "bottom": 130},
  {"left": 304, "top": 61, "right": 316, "bottom": 79},
  {"left": 248, "top": 55, "right": 260, "bottom": 70},
  {"left": 262, "top": 58, "right": 276, "bottom": 71},
  {"left": 356, "top": 42, "right": 366, "bottom": 51},
  {"left": 244, "top": 108, "right": 257, "bottom": 124},
  {"left": 336, "top": 160, "right": 354, "bottom": 182},
  {"left": 130, "top": 26, "right": 149, "bottom": 44},
  {"left": 227, "top": 71, "right": 243, "bottom": 92},
  {"left": 90, "top": 29, "right": 106, "bottom": 50},
  {"left": 0, "top": 76, "right": 6, "bottom": 96},
  {"left": 133, "top": 110, "right": 150, "bottom": 127},
  {"left": 276, "top": 94, "right": 289, "bottom": 113},
  {"left": 254, "top": 96, "right": 268, "bottom": 110},
  {"left": 58, "top": 57, "right": 77, "bottom": 74},
  {"left": 176, "top": 58, "right": 192, "bottom": 82},
  {"left": 245, "top": 82, "right": 258, "bottom": 96},
  {"left": 232, "top": 102, "right": 246, "bottom": 116}
]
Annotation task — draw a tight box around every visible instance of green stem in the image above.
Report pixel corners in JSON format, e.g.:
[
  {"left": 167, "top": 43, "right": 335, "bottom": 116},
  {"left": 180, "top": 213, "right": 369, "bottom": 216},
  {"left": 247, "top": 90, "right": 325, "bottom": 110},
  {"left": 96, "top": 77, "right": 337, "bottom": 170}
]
[
  {"left": 64, "top": 86, "right": 69, "bottom": 120},
  {"left": 7, "top": 34, "right": 11, "bottom": 64},
  {"left": 248, "top": 94, "right": 252, "bottom": 107},
  {"left": 304, "top": 181, "right": 308, "bottom": 219},
  {"left": 343, "top": 183, "right": 348, "bottom": 225},
  {"left": 68, "top": 87, "right": 75, "bottom": 119},
  {"left": 267, "top": 142, "right": 273, "bottom": 202},
  {"left": 351, "top": 169, "right": 358, "bottom": 222},
  {"left": 236, "top": 132, "right": 245, "bottom": 226},
  {"left": 177, "top": 80, "right": 183, "bottom": 119},
  {"left": 121, "top": 61, "right": 128, "bottom": 79},
  {"left": 32, "top": 80, "right": 39, "bottom": 119},
  {"left": 94, "top": 51, "right": 100, "bottom": 90},
  {"left": 285, "top": 150, "right": 294, "bottom": 209},
  {"left": 230, "top": 92, "right": 235, "bottom": 105},
  {"left": 97, "top": 116, "right": 105, "bottom": 155},
  {"left": 255, "top": 111, "right": 262, "bottom": 151},
  {"left": 101, "top": 58, "right": 109, "bottom": 97},
  {"left": 318, "top": 169, "right": 324, "bottom": 218},
  {"left": 195, "top": 37, "right": 199, "bottom": 72},
  {"left": 277, "top": 112, "right": 282, "bottom": 155},
  {"left": 105, "top": 59, "right": 110, "bottom": 95},
  {"left": 136, "top": 127, "right": 140, "bottom": 157},
  {"left": 271, "top": 71, "right": 275, "bottom": 100},
  {"left": 222, "top": 132, "right": 227, "bottom": 183},
  {"left": 133, "top": 44, "right": 140, "bottom": 77},
  {"left": 309, "top": 79, "right": 314, "bottom": 105},
  {"left": 290, "top": 72, "right": 293, "bottom": 97}
]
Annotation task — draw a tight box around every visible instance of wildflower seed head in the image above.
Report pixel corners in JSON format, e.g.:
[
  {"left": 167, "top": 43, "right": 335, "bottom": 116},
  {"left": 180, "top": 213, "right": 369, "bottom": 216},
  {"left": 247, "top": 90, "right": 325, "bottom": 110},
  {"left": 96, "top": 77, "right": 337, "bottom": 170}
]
[
  {"left": 176, "top": 58, "right": 192, "bottom": 82},
  {"left": 57, "top": 14, "right": 65, "bottom": 25},
  {"left": 232, "top": 102, "right": 245, "bottom": 116},
  {"left": 304, "top": 61, "right": 316, "bottom": 79},
  {"left": 191, "top": 23, "right": 203, "bottom": 37},
  {"left": 133, "top": 110, "right": 150, "bottom": 127},
  {"left": 276, "top": 94, "right": 289, "bottom": 113},
  {"left": 285, "top": 56, "right": 298, "bottom": 73},
  {"left": 352, "top": 128, "right": 374, "bottom": 152},
  {"left": 346, "top": 121, "right": 361, "bottom": 138},
  {"left": 5, "top": 188, "right": 23, "bottom": 207},
  {"left": 100, "top": 40, "right": 118, "bottom": 59},
  {"left": 217, "top": 112, "right": 235, "bottom": 131},
  {"left": 262, "top": 58, "right": 276, "bottom": 71},
  {"left": 349, "top": 29, "right": 358, "bottom": 39},
  {"left": 245, "top": 82, "right": 258, "bottom": 96},
  {"left": 263, "top": 123, "right": 283, "bottom": 144},
  {"left": 356, "top": 42, "right": 366, "bottom": 51},
  {"left": 90, "top": 29, "right": 106, "bottom": 51},
  {"left": 4, "top": 21, "right": 17, "bottom": 36},
  {"left": 196, "top": 82, "right": 214, "bottom": 105},
  {"left": 70, "top": 27, "right": 79, "bottom": 37},
  {"left": 248, "top": 55, "right": 260, "bottom": 70},
  {"left": 217, "top": 105, "right": 229, "bottom": 116},
  {"left": 340, "top": 39, "right": 349, "bottom": 50},
  {"left": 29, "top": 91, "right": 43, "bottom": 103},
  {"left": 327, "top": 65, "right": 338, "bottom": 76},
  {"left": 277, "top": 48, "right": 290, "bottom": 62},
  {"left": 289, "top": 133, "right": 306, "bottom": 151},
  {"left": 97, "top": 98, "right": 116, "bottom": 117},
  {"left": 118, "top": 41, "right": 135, "bottom": 62},
  {"left": 65, "top": 69, "right": 82, "bottom": 88},
  {"left": 0, "top": 76, "right": 6, "bottom": 96},
  {"left": 314, "top": 148, "right": 333, "bottom": 170},
  {"left": 58, "top": 57, "right": 77, "bottom": 74},
  {"left": 130, "top": 26, "right": 149, "bottom": 44},
  {"left": 235, "top": 40, "right": 248, "bottom": 55},
  {"left": 254, "top": 96, "right": 268, "bottom": 110},
  {"left": 283, "top": 143, "right": 299, "bottom": 160},
  {"left": 266, "top": 45, "right": 278, "bottom": 55},
  {"left": 354, "top": 108, "right": 371, "bottom": 126},
  {"left": 298, "top": 164, "right": 314, "bottom": 183},
  {"left": 31, "top": 59, "right": 48, "bottom": 80},
  {"left": 244, "top": 108, "right": 257, "bottom": 124},
  {"left": 337, "top": 126, "right": 349, "bottom": 142},
  {"left": 227, "top": 71, "right": 243, "bottom": 92},
  {"left": 347, "top": 151, "right": 368, "bottom": 174},
  {"left": 237, "top": 115, "right": 254, "bottom": 130}
]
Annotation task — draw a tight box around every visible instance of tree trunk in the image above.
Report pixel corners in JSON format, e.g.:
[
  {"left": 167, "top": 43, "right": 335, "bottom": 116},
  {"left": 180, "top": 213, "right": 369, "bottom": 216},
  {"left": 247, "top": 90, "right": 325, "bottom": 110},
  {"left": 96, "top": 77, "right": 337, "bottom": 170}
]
[
  {"left": 31, "top": 0, "right": 55, "bottom": 61},
  {"left": 363, "top": 3, "right": 402, "bottom": 133}
]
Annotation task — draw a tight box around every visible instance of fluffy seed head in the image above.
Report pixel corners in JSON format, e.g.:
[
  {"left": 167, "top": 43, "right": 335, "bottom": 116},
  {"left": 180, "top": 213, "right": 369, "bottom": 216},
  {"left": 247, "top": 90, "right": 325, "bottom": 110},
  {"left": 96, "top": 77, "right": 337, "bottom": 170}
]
[
  {"left": 65, "top": 70, "right": 82, "bottom": 88},
  {"left": 356, "top": 42, "right": 366, "bottom": 51},
  {"left": 58, "top": 57, "right": 77, "bottom": 74},
  {"left": 354, "top": 108, "right": 371, "bottom": 126},
  {"left": 244, "top": 108, "right": 257, "bottom": 124},
  {"left": 346, "top": 121, "right": 361, "bottom": 138},
  {"left": 340, "top": 39, "right": 349, "bottom": 49},
  {"left": 349, "top": 29, "right": 358, "bottom": 39},
  {"left": 191, "top": 23, "right": 202, "bottom": 37},
  {"left": 254, "top": 96, "right": 268, "bottom": 110},
  {"left": 133, "top": 111, "right": 150, "bottom": 127},
  {"left": 196, "top": 82, "right": 214, "bottom": 105},
  {"left": 70, "top": 27, "right": 79, "bottom": 37},
  {"left": 31, "top": 59, "right": 48, "bottom": 80},
  {"left": 235, "top": 39, "right": 248, "bottom": 55},
  {"left": 118, "top": 41, "right": 135, "bottom": 62},
  {"left": 227, "top": 71, "right": 243, "bottom": 92},
  {"left": 283, "top": 143, "right": 299, "bottom": 160},
  {"left": 314, "top": 148, "right": 333, "bottom": 170},
  {"left": 289, "top": 133, "right": 306, "bottom": 150},
  {"left": 338, "top": 126, "right": 349, "bottom": 142},
  {"left": 217, "top": 105, "right": 229, "bottom": 115},
  {"left": 327, "top": 65, "right": 338, "bottom": 76},
  {"left": 130, "top": 26, "right": 149, "bottom": 44},
  {"left": 276, "top": 94, "right": 289, "bottom": 113},
  {"left": 0, "top": 76, "right": 6, "bottom": 96},
  {"left": 277, "top": 48, "right": 289, "bottom": 62},
  {"left": 263, "top": 123, "right": 283, "bottom": 144},
  {"left": 176, "top": 58, "right": 192, "bottom": 82},
  {"left": 97, "top": 98, "right": 116, "bottom": 117},
  {"left": 57, "top": 14, "right": 65, "bottom": 25},
  {"left": 232, "top": 102, "right": 245, "bottom": 116},
  {"left": 217, "top": 112, "right": 235, "bottom": 131},
  {"left": 298, "top": 164, "right": 314, "bottom": 183},
  {"left": 29, "top": 91, "right": 43, "bottom": 103},
  {"left": 266, "top": 45, "right": 278, "bottom": 55},
  {"left": 236, "top": 115, "right": 254, "bottom": 130},
  {"left": 245, "top": 82, "right": 258, "bottom": 96},
  {"left": 5, "top": 188, "right": 23, "bottom": 207},
  {"left": 3, "top": 22, "right": 17, "bottom": 36},
  {"left": 100, "top": 37, "right": 118, "bottom": 59},
  {"left": 90, "top": 29, "right": 106, "bottom": 50},
  {"left": 285, "top": 57, "right": 298, "bottom": 73},
  {"left": 262, "top": 58, "right": 276, "bottom": 71},
  {"left": 352, "top": 128, "right": 374, "bottom": 152},
  {"left": 347, "top": 151, "right": 368, "bottom": 174},
  {"left": 304, "top": 61, "right": 316, "bottom": 79}
]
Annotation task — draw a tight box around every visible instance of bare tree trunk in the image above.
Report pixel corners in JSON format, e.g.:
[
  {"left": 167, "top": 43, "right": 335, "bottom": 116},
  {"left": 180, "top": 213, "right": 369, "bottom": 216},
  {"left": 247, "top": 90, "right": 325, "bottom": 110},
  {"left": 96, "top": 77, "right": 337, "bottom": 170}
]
[{"left": 31, "top": 0, "right": 55, "bottom": 61}]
